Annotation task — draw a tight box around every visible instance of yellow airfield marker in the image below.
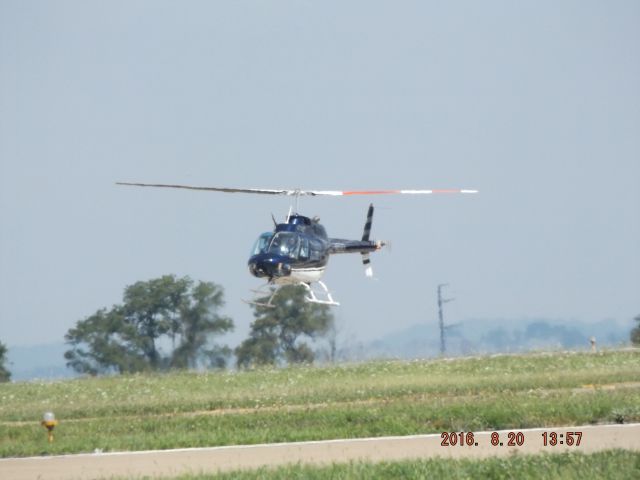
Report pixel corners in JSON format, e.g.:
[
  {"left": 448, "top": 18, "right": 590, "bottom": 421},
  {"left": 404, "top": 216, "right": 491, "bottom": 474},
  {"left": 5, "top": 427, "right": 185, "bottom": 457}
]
[{"left": 41, "top": 412, "right": 58, "bottom": 443}]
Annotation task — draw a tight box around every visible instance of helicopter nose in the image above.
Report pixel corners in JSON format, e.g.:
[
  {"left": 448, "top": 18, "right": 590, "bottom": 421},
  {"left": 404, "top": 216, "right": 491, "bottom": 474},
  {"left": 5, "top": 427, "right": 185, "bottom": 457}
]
[{"left": 248, "top": 256, "right": 292, "bottom": 278}]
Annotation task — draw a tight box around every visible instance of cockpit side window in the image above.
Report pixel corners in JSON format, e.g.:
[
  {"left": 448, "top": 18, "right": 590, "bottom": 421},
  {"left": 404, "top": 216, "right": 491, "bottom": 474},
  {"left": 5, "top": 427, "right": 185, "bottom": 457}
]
[{"left": 251, "top": 232, "right": 273, "bottom": 256}]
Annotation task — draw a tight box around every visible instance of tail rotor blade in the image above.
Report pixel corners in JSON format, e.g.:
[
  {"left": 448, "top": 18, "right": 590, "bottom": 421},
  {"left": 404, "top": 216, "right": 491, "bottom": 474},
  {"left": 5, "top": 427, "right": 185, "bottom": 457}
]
[
  {"left": 362, "top": 253, "right": 373, "bottom": 277},
  {"left": 362, "top": 203, "right": 374, "bottom": 241}
]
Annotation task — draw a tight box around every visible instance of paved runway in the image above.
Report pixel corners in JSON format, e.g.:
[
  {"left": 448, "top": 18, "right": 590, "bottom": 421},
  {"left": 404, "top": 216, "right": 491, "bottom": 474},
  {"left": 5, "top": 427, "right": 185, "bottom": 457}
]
[{"left": 1, "top": 423, "right": 639, "bottom": 479}]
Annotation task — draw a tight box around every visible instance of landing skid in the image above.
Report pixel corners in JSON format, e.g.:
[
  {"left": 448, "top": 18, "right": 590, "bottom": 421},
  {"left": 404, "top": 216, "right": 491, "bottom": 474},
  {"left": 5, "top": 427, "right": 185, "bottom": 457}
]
[
  {"left": 243, "top": 281, "right": 340, "bottom": 308},
  {"left": 303, "top": 281, "right": 340, "bottom": 306},
  {"left": 243, "top": 284, "right": 279, "bottom": 308}
]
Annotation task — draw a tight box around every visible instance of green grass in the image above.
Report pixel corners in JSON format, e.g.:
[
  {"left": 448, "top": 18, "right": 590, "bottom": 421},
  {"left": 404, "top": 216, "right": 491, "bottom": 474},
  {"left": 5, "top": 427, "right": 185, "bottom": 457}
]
[
  {"left": 0, "top": 350, "right": 638, "bottom": 457},
  {"left": 167, "top": 450, "right": 640, "bottom": 480}
]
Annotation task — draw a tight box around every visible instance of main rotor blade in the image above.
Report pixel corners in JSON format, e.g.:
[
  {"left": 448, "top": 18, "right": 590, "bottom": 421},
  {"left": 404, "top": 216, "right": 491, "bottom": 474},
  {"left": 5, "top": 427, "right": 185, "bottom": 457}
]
[
  {"left": 116, "top": 183, "right": 478, "bottom": 196},
  {"left": 307, "top": 189, "right": 479, "bottom": 196},
  {"left": 116, "top": 183, "right": 291, "bottom": 195}
]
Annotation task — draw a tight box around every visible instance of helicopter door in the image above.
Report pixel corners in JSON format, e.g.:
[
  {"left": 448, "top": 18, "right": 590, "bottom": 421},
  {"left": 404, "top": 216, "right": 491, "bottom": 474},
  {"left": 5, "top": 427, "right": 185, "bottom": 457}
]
[
  {"left": 299, "top": 237, "right": 309, "bottom": 261},
  {"left": 309, "top": 239, "right": 325, "bottom": 261}
]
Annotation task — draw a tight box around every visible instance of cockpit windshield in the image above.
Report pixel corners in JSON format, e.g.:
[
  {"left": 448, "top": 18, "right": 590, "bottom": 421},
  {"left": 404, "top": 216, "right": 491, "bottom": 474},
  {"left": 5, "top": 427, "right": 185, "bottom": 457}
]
[
  {"left": 251, "top": 232, "right": 273, "bottom": 256},
  {"left": 267, "top": 232, "right": 300, "bottom": 259}
]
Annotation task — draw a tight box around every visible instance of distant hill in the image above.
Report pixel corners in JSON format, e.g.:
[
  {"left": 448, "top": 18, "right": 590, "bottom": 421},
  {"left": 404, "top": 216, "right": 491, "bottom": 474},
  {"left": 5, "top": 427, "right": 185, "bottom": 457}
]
[
  {"left": 6, "top": 342, "right": 78, "bottom": 381},
  {"left": 360, "top": 317, "right": 634, "bottom": 360}
]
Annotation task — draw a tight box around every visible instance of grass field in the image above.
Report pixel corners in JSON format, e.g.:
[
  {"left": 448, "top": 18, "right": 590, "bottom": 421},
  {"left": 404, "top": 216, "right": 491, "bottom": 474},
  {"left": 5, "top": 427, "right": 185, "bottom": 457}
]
[
  {"left": 0, "top": 349, "right": 638, "bottom": 457},
  {"left": 173, "top": 450, "right": 640, "bottom": 480}
]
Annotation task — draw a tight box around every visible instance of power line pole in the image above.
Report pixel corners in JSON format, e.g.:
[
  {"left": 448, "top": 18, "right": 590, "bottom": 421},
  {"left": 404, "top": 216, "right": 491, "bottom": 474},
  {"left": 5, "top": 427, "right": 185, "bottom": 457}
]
[{"left": 437, "top": 283, "right": 455, "bottom": 356}]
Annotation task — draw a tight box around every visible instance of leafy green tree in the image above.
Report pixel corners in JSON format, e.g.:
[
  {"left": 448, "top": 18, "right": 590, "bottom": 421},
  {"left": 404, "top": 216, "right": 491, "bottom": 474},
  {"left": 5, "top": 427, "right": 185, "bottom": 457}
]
[
  {"left": 64, "top": 307, "right": 146, "bottom": 375},
  {"left": 631, "top": 314, "right": 640, "bottom": 346},
  {"left": 236, "top": 285, "right": 333, "bottom": 368},
  {"left": 65, "top": 275, "right": 233, "bottom": 375},
  {"left": 118, "top": 275, "right": 191, "bottom": 369},
  {"left": 170, "top": 281, "right": 233, "bottom": 369},
  {"left": 0, "top": 341, "right": 11, "bottom": 382}
]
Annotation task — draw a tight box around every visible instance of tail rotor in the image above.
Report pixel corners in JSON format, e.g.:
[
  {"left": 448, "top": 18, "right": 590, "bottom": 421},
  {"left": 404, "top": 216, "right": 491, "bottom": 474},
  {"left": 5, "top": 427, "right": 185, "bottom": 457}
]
[{"left": 362, "top": 204, "right": 375, "bottom": 277}]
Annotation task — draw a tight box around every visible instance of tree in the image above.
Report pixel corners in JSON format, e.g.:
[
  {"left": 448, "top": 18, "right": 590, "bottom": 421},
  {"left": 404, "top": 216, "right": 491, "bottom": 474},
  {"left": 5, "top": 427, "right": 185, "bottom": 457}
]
[
  {"left": 64, "top": 307, "right": 146, "bottom": 375},
  {"left": 170, "top": 281, "right": 233, "bottom": 369},
  {"left": 236, "top": 285, "right": 333, "bottom": 368},
  {"left": 631, "top": 314, "right": 640, "bottom": 346},
  {"left": 0, "top": 341, "right": 11, "bottom": 382},
  {"left": 65, "top": 275, "right": 233, "bottom": 375}
]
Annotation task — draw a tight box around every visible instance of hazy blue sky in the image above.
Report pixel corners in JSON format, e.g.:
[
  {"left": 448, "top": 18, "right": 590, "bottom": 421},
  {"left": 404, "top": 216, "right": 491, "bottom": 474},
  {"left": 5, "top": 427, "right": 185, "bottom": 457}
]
[{"left": 1, "top": 1, "right": 638, "bottom": 350}]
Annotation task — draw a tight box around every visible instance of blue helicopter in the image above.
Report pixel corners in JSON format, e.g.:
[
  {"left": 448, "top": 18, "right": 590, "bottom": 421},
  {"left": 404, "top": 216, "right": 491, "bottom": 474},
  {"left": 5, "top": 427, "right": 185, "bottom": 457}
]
[{"left": 117, "top": 183, "right": 477, "bottom": 306}]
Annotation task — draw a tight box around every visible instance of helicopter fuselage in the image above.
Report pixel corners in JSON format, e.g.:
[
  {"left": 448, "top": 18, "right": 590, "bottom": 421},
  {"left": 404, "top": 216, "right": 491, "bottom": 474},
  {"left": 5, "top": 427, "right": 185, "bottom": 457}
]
[{"left": 247, "top": 213, "right": 381, "bottom": 285}]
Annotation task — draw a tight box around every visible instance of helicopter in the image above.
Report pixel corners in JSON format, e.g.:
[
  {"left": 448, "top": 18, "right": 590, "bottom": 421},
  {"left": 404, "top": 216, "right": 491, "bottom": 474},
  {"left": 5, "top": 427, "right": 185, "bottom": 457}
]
[{"left": 116, "top": 183, "right": 478, "bottom": 306}]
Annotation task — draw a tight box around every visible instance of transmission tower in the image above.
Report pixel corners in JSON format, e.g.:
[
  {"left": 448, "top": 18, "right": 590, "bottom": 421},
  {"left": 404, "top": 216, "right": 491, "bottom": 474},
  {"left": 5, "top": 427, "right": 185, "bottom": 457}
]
[{"left": 437, "top": 283, "right": 455, "bottom": 356}]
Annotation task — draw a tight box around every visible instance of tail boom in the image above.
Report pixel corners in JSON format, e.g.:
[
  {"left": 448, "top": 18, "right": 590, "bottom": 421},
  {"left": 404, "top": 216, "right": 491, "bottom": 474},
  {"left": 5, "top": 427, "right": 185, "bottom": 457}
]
[{"left": 328, "top": 239, "right": 385, "bottom": 255}]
